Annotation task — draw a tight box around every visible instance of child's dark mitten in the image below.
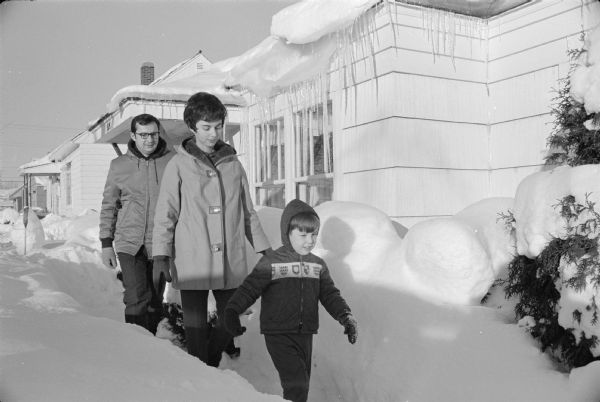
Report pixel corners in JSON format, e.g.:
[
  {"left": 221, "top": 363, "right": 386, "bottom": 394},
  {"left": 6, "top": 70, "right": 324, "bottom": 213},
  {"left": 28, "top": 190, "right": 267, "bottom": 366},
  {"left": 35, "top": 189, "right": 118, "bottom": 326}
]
[
  {"left": 341, "top": 314, "right": 358, "bottom": 344},
  {"left": 224, "top": 308, "right": 246, "bottom": 336}
]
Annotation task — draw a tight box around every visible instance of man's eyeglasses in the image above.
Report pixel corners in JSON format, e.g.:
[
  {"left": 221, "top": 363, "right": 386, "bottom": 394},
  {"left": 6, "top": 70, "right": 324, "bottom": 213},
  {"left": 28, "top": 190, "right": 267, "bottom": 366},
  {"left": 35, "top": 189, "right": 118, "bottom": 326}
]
[{"left": 135, "top": 132, "right": 160, "bottom": 139}]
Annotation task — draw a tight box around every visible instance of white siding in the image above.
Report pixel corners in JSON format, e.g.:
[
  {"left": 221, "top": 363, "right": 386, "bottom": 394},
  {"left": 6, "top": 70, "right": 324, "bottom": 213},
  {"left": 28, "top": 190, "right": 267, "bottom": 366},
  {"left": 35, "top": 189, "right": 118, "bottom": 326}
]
[
  {"left": 75, "top": 144, "right": 116, "bottom": 215},
  {"left": 334, "top": 4, "right": 490, "bottom": 227},
  {"left": 58, "top": 145, "right": 116, "bottom": 216},
  {"left": 244, "top": 0, "right": 600, "bottom": 228},
  {"left": 487, "top": 0, "right": 600, "bottom": 199}
]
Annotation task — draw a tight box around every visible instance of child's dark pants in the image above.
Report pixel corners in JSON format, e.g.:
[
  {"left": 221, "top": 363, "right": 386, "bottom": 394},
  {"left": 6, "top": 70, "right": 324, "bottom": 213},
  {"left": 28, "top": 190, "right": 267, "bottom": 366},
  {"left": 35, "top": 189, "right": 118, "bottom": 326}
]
[
  {"left": 180, "top": 289, "right": 236, "bottom": 367},
  {"left": 265, "top": 333, "right": 313, "bottom": 402}
]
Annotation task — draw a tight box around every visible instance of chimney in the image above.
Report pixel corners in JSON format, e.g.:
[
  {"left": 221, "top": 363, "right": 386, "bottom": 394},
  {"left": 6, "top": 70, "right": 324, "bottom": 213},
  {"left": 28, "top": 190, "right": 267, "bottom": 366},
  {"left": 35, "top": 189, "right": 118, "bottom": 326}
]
[{"left": 140, "top": 62, "right": 154, "bottom": 85}]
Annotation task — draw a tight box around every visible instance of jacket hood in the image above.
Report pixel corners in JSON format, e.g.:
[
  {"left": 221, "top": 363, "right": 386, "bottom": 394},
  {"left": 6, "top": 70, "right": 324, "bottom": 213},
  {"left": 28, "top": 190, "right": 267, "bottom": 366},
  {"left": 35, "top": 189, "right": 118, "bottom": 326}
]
[
  {"left": 178, "top": 137, "right": 236, "bottom": 166},
  {"left": 280, "top": 199, "right": 318, "bottom": 250},
  {"left": 127, "top": 137, "right": 169, "bottom": 160}
]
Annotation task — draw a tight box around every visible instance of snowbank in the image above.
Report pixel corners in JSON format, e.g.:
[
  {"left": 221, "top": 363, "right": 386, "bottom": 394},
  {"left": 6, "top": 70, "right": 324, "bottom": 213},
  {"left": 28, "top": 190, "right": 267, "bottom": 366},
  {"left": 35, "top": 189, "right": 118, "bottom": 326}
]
[
  {"left": 9, "top": 208, "right": 45, "bottom": 255},
  {"left": 4, "top": 195, "right": 600, "bottom": 401},
  {"left": 570, "top": 25, "right": 600, "bottom": 113},
  {"left": 513, "top": 164, "right": 600, "bottom": 258},
  {"left": 0, "top": 207, "right": 19, "bottom": 224}
]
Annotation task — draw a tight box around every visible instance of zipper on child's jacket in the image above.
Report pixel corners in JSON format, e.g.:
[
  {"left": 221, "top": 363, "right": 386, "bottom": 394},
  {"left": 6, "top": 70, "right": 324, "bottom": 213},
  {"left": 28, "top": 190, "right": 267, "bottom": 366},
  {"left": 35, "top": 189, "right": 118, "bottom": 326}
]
[{"left": 299, "top": 255, "right": 304, "bottom": 332}]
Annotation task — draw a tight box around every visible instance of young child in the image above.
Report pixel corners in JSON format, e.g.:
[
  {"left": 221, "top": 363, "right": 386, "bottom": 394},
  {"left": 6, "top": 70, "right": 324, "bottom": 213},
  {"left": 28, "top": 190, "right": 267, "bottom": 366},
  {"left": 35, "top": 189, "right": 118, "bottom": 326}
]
[{"left": 224, "top": 199, "right": 357, "bottom": 402}]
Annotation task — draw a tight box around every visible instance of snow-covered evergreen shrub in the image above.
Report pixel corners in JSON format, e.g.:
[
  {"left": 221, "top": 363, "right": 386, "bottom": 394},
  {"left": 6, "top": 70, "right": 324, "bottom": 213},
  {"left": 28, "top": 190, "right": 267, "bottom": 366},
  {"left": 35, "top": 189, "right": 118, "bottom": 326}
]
[
  {"left": 504, "top": 195, "right": 600, "bottom": 369},
  {"left": 546, "top": 42, "right": 600, "bottom": 166}
]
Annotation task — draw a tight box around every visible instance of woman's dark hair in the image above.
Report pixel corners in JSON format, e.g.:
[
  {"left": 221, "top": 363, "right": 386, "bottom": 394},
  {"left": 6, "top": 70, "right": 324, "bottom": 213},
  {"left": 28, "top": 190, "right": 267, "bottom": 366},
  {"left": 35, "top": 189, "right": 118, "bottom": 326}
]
[
  {"left": 288, "top": 211, "right": 320, "bottom": 234},
  {"left": 131, "top": 113, "right": 161, "bottom": 133},
  {"left": 184, "top": 92, "right": 227, "bottom": 131}
]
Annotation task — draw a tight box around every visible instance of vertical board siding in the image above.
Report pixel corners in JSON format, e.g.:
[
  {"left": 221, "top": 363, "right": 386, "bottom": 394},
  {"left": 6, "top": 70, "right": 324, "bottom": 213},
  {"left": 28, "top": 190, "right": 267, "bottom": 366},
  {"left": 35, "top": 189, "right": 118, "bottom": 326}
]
[
  {"left": 488, "top": 66, "right": 559, "bottom": 123},
  {"left": 488, "top": 3, "right": 594, "bottom": 60},
  {"left": 339, "top": 72, "right": 488, "bottom": 128},
  {"left": 489, "top": 115, "right": 554, "bottom": 169},
  {"left": 78, "top": 144, "right": 116, "bottom": 214},
  {"left": 70, "top": 152, "right": 83, "bottom": 215},
  {"left": 339, "top": 167, "right": 490, "bottom": 217},
  {"left": 340, "top": 117, "right": 488, "bottom": 172}
]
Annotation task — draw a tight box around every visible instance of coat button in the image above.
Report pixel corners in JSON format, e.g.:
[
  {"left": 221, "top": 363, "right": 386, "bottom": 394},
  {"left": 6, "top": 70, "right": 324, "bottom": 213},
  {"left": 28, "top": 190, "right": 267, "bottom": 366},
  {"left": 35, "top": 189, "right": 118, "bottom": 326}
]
[
  {"left": 209, "top": 206, "right": 221, "bottom": 214},
  {"left": 211, "top": 244, "right": 221, "bottom": 252},
  {"left": 206, "top": 170, "right": 216, "bottom": 177}
]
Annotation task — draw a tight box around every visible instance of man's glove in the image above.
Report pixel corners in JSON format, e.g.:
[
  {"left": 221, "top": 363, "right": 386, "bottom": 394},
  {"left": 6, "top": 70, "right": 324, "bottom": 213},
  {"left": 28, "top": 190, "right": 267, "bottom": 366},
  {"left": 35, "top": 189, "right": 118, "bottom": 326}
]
[
  {"left": 224, "top": 308, "right": 246, "bottom": 337},
  {"left": 153, "top": 255, "right": 172, "bottom": 283},
  {"left": 101, "top": 247, "right": 118, "bottom": 269},
  {"left": 340, "top": 314, "right": 358, "bottom": 344}
]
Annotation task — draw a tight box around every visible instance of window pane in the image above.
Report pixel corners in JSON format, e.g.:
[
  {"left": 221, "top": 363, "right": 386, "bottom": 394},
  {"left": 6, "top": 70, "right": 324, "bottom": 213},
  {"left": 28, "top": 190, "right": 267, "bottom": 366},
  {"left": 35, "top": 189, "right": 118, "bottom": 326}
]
[
  {"left": 256, "top": 185, "right": 285, "bottom": 209},
  {"left": 295, "top": 177, "right": 333, "bottom": 207},
  {"left": 255, "top": 118, "right": 284, "bottom": 182}
]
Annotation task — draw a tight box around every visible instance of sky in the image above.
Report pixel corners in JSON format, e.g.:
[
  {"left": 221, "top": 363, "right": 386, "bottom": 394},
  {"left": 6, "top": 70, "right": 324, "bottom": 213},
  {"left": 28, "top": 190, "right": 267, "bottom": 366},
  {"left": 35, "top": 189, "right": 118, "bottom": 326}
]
[
  {"left": 0, "top": 0, "right": 294, "bottom": 181},
  {"left": 3, "top": 162, "right": 600, "bottom": 400}
]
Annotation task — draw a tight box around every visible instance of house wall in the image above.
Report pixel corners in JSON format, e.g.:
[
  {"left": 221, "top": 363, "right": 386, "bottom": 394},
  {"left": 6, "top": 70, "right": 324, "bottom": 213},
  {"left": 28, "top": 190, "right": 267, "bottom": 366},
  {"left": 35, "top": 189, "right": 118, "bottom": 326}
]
[
  {"left": 59, "top": 144, "right": 116, "bottom": 216},
  {"left": 332, "top": 4, "right": 491, "bottom": 228},
  {"left": 245, "top": 0, "right": 600, "bottom": 228},
  {"left": 77, "top": 144, "right": 116, "bottom": 214},
  {"left": 487, "top": 0, "right": 600, "bottom": 196}
]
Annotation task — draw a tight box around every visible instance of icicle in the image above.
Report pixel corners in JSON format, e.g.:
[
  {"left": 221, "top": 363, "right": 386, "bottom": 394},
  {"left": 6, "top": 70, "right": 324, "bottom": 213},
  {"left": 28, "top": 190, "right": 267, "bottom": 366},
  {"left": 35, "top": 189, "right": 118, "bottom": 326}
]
[
  {"left": 384, "top": 0, "right": 398, "bottom": 56},
  {"left": 419, "top": 5, "right": 488, "bottom": 65}
]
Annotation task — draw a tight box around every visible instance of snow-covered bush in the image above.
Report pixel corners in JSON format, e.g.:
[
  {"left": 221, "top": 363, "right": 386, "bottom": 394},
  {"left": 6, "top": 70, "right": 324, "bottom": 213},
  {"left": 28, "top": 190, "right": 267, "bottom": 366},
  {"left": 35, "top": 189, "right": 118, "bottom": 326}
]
[
  {"left": 504, "top": 167, "right": 600, "bottom": 370},
  {"left": 547, "top": 30, "right": 600, "bottom": 167}
]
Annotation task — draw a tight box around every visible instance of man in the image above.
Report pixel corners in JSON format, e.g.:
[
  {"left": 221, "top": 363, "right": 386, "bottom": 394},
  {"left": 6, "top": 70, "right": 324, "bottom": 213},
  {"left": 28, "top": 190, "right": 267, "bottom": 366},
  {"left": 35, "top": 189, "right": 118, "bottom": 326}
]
[{"left": 99, "top": 113, "right": 174, "bottom": 334}]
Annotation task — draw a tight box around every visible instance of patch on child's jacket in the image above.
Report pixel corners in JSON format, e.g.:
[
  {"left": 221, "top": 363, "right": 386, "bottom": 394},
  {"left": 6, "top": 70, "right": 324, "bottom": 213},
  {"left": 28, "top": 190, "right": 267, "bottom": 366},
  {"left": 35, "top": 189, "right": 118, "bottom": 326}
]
[{"left": 271, "top": 262, "right": 321, "bottom": 280}]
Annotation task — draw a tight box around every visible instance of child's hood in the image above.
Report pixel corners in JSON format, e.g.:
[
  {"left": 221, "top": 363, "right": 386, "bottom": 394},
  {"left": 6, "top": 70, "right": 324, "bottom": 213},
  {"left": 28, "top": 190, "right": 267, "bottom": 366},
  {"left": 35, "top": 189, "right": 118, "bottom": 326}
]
[{"left": 280, "top": 199, "right": 318, "bottom": 250}]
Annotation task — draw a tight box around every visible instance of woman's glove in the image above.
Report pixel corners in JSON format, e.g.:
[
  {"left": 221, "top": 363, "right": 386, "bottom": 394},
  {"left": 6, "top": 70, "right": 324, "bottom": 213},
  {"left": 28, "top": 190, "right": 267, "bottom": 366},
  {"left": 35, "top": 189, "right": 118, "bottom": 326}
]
[
  {"left": 340, "top": 314, "right": 358, "bottom": 344},
  {"left": 224, "top": 308, "right": 246, "bottom": 337},
  {"left": 153, "top": 255, "right": 172, "bottom": 283}
]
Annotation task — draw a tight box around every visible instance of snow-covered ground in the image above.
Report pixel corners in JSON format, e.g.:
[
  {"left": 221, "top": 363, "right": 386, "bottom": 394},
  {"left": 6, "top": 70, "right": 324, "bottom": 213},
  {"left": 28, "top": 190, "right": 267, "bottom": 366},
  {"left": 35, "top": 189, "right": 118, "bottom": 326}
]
[{"left": 3, "top": 164, "right": 600, "bottom": 402}]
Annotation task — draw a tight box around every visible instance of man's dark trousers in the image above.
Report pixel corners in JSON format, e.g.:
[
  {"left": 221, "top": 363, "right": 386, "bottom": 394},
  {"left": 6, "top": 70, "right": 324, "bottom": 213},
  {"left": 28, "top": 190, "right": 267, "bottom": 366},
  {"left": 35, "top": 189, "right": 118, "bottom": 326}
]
[{"left": 118, "top": 246, "right": 165, "bottom": 333}]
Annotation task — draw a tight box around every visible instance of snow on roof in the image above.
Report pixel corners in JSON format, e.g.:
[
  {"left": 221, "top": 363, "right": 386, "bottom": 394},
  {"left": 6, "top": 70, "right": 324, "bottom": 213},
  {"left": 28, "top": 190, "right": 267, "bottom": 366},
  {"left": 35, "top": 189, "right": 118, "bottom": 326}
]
[
  {"left": 103, "top": 0, "right": 535, "bottom": 112},
  {"left": 107, "top": 66, "right": 246, "bottom": 111},
  {"left": 18, "top": 131, "right": 93, "bottom": 174},
  {"left": 223, "top": 35, "right": 338, "bottom": 98},
  {"left": 271, "top": 0, "right": 378, "bottom": 44}
]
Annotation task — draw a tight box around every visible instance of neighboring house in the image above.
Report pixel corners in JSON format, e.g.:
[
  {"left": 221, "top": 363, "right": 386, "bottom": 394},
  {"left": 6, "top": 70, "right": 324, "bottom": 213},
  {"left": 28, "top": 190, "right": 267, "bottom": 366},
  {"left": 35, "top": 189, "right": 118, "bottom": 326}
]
[
  {"left": 57, "top": 143, "right": 117, "bottom": 217},
  {"left": 8, "top": 186, "right": 24, "bottom": 212},
  {"left": 21, "top": 52, "right": 216, "bottom": 218},
  {"left": 19, "top": 131, "right": 116, "bottom": 216},
  {"left": 88, "top": 51, "right": 233, "bottom": 148},
  {"left": 89, "top": 0, "right": 598, "bottom": 228},
  {"left": 18, "top": 156, "right": 61, "bottom": 214},
  {"left": 0, "top": 187, "right": 18, "bottom": 210}
]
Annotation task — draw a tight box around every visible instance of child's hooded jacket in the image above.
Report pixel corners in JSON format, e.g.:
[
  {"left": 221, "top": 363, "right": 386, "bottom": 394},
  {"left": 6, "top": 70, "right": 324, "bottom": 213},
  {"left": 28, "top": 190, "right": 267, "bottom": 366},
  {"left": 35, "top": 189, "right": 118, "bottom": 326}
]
[{"left": 226, "top": 199, "right": 351, "bottom": 335}]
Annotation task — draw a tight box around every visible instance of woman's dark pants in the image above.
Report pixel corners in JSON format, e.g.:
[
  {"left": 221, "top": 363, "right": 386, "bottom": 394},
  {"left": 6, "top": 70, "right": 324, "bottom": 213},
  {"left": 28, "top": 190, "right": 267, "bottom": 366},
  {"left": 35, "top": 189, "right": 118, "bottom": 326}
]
[{"left": 180, "top": 288, "right": 236, "bottom": 367}]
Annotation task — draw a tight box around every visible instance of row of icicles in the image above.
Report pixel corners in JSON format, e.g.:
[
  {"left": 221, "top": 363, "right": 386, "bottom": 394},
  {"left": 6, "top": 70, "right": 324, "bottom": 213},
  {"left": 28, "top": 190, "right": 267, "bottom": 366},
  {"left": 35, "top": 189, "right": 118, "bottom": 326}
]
[{"left": 245, "top": 0, "right": 488, "bottom": 128}]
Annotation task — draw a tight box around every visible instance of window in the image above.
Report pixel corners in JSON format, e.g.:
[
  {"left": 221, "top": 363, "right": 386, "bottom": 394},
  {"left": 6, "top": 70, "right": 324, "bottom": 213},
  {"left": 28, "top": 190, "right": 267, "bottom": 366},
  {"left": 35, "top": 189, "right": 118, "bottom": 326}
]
[
  {"left": 254, "top": 118, "right": 285, "bottom": 208},
  {"left": 293, "top": 101, "right": 333, "bottom": 206}
]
